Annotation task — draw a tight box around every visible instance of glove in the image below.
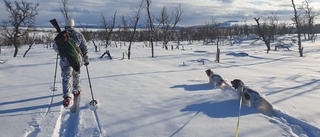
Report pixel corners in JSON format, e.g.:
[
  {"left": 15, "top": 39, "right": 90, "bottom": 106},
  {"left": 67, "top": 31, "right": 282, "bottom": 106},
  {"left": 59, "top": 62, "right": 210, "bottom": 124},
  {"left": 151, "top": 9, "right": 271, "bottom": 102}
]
[{"left": 84, "top": 55, "right": 89, "bottom": 66}]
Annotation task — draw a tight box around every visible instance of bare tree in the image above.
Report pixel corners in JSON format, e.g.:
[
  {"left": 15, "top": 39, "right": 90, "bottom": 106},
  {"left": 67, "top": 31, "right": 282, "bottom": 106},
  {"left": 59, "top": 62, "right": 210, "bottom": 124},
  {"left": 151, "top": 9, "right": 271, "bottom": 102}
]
[
  {"left": 242, "top": 17, "right": 250, "bottom": 37},
  {"left": 92, "top": 40, "right": 100, "bottom": 52},
  {"left": 204, "top": 18, "right": 222, "bottom": 62},
  {"left": 157, "top": 4, "right": 183, "bottom": 50},
  {"left": 145, "top": 0, "right": 155, "bottom": 57},
  {"left": 60, "top": 0, "right": 71, "bottom": 20},
  {"left": 23, "top": 29, "right": 36, "bottom": 57},
  {"left": 79, "top": 22, "right": 93, "bottom": 41},
  {"left": 0, "top": 36, "right": 3, "bottom": 54},
  {"left": 300, "top": 0, "right": 319, "bottom": 41},
  {"left": 127, "top": 1, "right": 143, "bottom": 60},
  {"left": 100, "top": 11, "right": 117, "bottom": 48},
  {"left": 43, "top": 31, "right": 54, "bottom": 48},
  {"left": 254, "top": 14, "right": 278, "bottom": 53},
  {"left": 120, "top": 15, "right": 129, "bottom": 46},
  {"left": 291, "top": 0, "right": 303, "bottom": 57},
  {"left": 212, "top": 19, "right": 221, "bottom": 63},
  {"left": 277, "top": 22, "right": 289, "bottom": 36},
  {"left": 1, "top": 0, "right": 39, "bottom": 57}
]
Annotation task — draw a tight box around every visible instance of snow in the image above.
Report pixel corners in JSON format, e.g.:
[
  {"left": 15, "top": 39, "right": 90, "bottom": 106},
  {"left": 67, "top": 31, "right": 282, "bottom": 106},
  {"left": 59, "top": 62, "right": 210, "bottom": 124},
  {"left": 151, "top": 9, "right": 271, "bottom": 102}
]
[{"left": 0, "top": 36, "right": 320, "bottom": 137}]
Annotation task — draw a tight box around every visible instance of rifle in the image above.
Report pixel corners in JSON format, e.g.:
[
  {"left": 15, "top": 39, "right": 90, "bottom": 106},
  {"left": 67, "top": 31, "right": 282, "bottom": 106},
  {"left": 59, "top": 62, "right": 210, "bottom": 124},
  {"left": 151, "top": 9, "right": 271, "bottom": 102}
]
[{"left": 49, "top": 19, "right": 61, "bottom": 33}]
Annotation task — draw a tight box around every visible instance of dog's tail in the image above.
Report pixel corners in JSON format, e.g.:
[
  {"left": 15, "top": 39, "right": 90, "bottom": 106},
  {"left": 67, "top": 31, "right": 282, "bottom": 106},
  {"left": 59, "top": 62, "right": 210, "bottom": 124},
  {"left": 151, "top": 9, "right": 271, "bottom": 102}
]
[
  {"left": 257, "top": 98, "right": 275, "bottom": 116},
  {"left": 219, "top": 80, "right": 239, "bottom": 99},
  {"left": 219, "top": 80, "right": 232, "bottom": 90}
]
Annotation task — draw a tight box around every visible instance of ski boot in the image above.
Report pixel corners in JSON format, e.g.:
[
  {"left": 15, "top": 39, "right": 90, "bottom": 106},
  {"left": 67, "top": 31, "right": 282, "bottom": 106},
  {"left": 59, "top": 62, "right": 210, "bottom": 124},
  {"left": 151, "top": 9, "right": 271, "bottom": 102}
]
[
  {"left": 73, "top": 90, "right": 81, "bottom": 97},
  {"left": 63, "top": 97, "right": 71, "bottom": 107}
]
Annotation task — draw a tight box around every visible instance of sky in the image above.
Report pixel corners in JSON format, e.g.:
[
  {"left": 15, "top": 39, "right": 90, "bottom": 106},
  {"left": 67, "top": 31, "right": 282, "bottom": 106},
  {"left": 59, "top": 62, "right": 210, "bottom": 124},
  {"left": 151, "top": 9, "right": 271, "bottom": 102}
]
[{"left": 1, "top": 0, "right": 320, "bottom": 27}]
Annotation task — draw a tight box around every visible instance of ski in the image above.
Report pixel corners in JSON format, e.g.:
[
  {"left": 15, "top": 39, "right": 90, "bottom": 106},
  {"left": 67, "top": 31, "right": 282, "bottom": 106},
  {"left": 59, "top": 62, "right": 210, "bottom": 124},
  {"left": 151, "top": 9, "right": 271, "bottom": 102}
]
[{"left": 71, "top": 94, "right": 80, "bottom": 113}]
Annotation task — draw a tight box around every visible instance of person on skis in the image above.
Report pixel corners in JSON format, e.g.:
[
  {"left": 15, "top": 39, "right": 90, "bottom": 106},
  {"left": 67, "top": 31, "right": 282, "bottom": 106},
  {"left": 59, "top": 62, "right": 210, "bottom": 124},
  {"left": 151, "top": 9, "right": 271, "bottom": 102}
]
[{"left": 53, "top": 18, "right": 89, "bottom": 107}]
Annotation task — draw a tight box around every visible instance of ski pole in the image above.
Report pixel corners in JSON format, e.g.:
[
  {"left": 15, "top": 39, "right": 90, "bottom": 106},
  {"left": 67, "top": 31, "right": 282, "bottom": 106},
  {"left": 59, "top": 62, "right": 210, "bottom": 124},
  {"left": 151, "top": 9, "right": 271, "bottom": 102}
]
[
  {"left": 49, "top": 19, "right": 61, "bottom": 92},
  {"left": 86, "top": 65, "right": 98, "bottom": 106},
  {"left": 52, "top": 52, "right": 58, "bottom": 91}
]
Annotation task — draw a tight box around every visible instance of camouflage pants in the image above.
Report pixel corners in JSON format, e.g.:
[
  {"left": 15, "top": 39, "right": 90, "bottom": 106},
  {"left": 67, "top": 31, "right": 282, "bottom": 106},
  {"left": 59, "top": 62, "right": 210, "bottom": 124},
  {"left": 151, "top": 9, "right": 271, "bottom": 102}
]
[{"left": 60, "top": 57, "right": 82, "bottom": 98}]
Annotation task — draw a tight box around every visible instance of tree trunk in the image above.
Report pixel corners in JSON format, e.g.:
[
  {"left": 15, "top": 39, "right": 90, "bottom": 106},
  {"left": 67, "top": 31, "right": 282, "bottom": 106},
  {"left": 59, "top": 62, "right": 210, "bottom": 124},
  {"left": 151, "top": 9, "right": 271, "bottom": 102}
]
[
  {"left": 216, "top": 48, "right": 220, "bottom": 63},
  {"left": 127, "top": 42, "right": 132, "bottom": 60},
  {"left": 92, "top": 40, "right": 99, "bottom": 52},
  {"left": 254, "top": 18, "right": 271, "bottom": 53},
  {"left": 291, "top": 0, "right": 303, "bottom": 57},
  {"left": 13, "top": 45, "right": 18, "bottom": 57},
  {"left": 146, "top": 0, "right": 155, "bottom": 57},
  {"left": 100, "top": 50, "right": 112, "bottom": 59},
  {"left": 23, "top": 43, "right": 34, "bottom": 57}
]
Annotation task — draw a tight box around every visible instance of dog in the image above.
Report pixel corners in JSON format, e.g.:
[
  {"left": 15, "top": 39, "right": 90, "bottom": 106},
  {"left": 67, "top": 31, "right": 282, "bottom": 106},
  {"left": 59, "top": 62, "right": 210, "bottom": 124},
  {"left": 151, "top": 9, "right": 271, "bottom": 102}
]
[
  {"left": 205, "top": 69, "right": 225, "bottom": 88},
  {"left": 205, "top": 69, "right": 237, "bottom": 95},
  {"left": 231, "top": 79, "right": 275, "bottom": 116}
]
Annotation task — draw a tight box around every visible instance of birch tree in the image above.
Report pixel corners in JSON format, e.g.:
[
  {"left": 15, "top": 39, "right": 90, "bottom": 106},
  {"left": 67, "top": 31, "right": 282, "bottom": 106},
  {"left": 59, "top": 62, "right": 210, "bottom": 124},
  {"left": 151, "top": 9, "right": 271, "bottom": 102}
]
[
  {"left": 100, "top": 11, "right": 117, "bottom": 48},
  {"left": 157, "top": 4, "right": 183, "bottom": 50},
  {"left": 1, "top": 0, "right": 39, "bottom": 57},
  {"left": 145, "top": 0, "right": 155, "bottom": 57},
  {"left": 291, "top": 0, "right": 303, "bottom": 57},
  {"left": 127, "top": 1, "right": 143, "bottom": 59}
]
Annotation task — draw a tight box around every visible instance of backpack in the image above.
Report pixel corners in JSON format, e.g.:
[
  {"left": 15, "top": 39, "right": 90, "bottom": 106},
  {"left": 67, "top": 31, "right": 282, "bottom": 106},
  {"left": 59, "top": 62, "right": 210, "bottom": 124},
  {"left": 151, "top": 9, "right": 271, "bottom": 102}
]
[{"left": 54, "top": 30, "right": 81, "bottom": 72}]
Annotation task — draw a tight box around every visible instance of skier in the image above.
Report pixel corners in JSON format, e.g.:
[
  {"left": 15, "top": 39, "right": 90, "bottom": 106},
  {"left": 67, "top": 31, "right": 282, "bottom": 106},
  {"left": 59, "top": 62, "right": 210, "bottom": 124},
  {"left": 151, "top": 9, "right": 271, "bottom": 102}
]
[{"left": 53, "top": 18, "right": 89, "bottom": 107}]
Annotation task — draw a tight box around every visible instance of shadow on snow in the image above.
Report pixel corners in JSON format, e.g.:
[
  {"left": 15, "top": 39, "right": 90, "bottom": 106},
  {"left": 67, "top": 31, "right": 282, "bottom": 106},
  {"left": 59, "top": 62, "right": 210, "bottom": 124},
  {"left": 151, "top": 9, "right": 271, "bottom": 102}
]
[
  {"left": 181, "top": 100, "right": 256, "bottom": 118},
  {"left": 0, "top": 94, "right": 62, "bottom": 114},
  {"left": 170, "top": 83, "right": 214, "bottom": 91}
]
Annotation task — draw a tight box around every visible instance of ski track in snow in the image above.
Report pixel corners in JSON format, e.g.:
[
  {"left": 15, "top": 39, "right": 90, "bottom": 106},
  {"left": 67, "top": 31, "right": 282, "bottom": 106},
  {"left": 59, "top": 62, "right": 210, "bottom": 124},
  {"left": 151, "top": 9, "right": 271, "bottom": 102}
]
[
  {"left": 235, "top": 99, "right": 320, "bottom": 137},
  {"left": 53, "top": 94, "right": 104, "bottom": 137},
  {"left": 266, "top": 109, "right": 320, "bottom": 137},
  {"left": 79, "top": 96, "right": 105, "bottom": 137},
  {"left": 24, "top": 91, "right": 105, "bottom": 137},
  {"left": 55, "top": 95, "right": 81, "bottom": 137},
  {"left": 92, "top": 109, "right": 103, "bottom": 136},
  {"left": 217, "top": 84, "right": 320, "bottom": 137},
  {"left": 52, "top": 106, "right": 64, "bottom": 137},
  {"left": 24, "top": 90, "right": 62, "bottom": 137},
  {"left": 59, "top": 108, "right": 81, "bottom": 136}
]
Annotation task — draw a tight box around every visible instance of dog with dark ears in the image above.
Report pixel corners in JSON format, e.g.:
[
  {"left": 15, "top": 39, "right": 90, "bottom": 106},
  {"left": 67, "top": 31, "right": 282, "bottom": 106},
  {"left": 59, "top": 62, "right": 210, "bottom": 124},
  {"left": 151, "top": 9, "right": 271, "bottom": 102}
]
[
  {"left": 205, "top": 69, "right": 225, "bottom": 88},
  {"left": 205, "top": 69, "right": 236, "bottom": 95},
  {"left": 231, "top": 79, "right": 275, "bottom": 116}
]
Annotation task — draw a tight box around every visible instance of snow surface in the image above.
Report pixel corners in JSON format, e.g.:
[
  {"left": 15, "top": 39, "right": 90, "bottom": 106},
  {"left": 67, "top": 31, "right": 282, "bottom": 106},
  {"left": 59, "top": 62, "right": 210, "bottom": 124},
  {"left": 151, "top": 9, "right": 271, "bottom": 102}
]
[{"left": 0, "top": 36, "right": 320, "bottom": 137}]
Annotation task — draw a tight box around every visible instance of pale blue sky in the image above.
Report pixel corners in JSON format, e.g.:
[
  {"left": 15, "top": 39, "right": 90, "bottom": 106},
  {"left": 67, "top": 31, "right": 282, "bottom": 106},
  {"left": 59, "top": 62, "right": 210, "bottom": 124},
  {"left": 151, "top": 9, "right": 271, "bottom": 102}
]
[{"left": 1, "top": 0, "right": 320, "bottom": 27}]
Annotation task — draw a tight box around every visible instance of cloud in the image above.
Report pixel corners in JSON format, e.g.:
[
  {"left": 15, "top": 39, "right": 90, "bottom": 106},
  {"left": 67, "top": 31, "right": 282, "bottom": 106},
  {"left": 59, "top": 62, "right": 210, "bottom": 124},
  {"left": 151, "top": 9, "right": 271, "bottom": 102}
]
[{"left": 1, "top": 0, "right": 320, "bottom": 26}]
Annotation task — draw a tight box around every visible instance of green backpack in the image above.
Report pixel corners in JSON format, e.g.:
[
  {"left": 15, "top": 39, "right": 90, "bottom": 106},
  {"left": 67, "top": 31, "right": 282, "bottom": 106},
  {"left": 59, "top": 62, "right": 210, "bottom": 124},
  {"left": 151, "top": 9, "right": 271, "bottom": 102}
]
[{"left": 55, "top": 31, "right": 81, "bottom": 72}]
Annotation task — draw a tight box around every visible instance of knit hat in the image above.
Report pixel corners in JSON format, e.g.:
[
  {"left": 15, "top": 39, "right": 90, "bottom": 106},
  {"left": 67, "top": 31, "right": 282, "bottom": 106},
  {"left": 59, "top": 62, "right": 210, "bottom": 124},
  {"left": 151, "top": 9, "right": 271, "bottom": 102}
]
[{"left": 65, "top": 18, "right": 75, "bottom": 27}]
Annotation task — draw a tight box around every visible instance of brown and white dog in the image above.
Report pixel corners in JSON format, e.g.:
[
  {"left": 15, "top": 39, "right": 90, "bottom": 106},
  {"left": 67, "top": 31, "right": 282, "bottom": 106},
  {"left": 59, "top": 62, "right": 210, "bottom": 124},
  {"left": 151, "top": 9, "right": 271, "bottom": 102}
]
[
  {"left": 205, "top": 69, "right": 237, "bottom": 94},
  {"left": 205, "top": 69, "right": 225, "bottom": 88},
  {"left": 231, "top": 79, "right": 275, "bottom": 116}
]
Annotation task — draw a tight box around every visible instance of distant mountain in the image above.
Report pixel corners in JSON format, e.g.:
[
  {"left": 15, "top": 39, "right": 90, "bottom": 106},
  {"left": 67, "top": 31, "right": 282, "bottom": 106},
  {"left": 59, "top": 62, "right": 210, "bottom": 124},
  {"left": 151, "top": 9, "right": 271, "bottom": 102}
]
[
  {"left": 36, "top": 20, "right": 240, "bottom": 29},
  {"left": 189, "top": 20, "right": 240, "bottom": 28}
]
